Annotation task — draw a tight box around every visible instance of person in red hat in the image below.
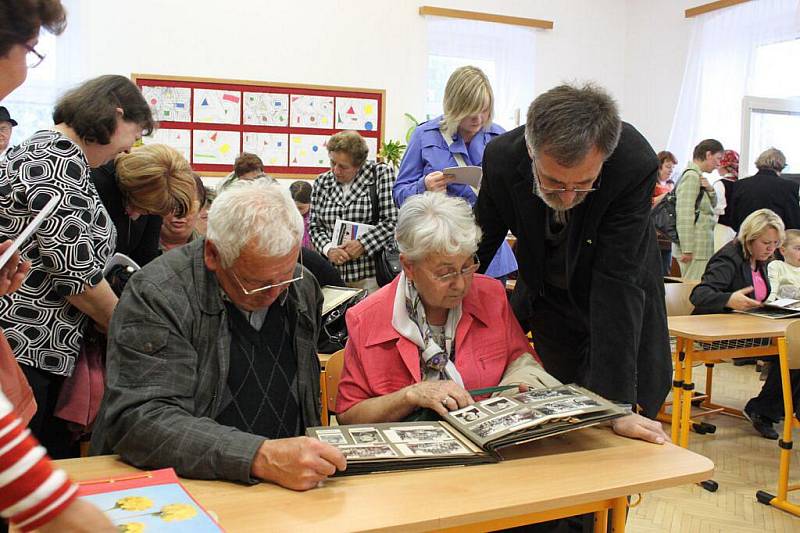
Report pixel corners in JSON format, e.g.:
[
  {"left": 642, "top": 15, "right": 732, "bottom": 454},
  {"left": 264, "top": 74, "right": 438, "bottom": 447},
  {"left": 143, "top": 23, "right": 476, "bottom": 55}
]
[{"left": 710, "top": 149, "right": 740, "bottom": 250}]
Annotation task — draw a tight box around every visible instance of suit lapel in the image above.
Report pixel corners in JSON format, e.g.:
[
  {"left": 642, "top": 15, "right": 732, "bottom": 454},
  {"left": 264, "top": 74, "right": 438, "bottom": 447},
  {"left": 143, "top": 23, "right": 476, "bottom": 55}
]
[{"left": 512, "top": 157, "right": 545, "bottom": 283}]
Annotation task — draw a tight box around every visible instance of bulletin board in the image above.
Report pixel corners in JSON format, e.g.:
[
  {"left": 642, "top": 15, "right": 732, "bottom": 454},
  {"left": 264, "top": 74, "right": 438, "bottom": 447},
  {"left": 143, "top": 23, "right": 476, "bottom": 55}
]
[{"left": 132, "top": 73, "right": 386, "bottom": 178}]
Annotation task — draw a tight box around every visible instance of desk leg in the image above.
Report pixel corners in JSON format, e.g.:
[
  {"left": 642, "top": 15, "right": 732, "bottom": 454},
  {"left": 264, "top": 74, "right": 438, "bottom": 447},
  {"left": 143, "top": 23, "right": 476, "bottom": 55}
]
[
  {"left": 593, "top": 509, "right": 608, "bottom": 533},
  {"left": 757, "top": 336, "right": 800, "bottom": 516},
  {"left": 680, "top": 340, "right": 695, "bottom": 449},
  {"left": 777, "top": 337, "right": 793, "bottom": 502},
  {"left": 610, "top": 496, "right": 627, "bottom": 532},
  {"left": 671, "top": 337, "right": 686, "bottom": 445},
  {"left": 319, "top": 370, "right": 329, "bottom": 426}
]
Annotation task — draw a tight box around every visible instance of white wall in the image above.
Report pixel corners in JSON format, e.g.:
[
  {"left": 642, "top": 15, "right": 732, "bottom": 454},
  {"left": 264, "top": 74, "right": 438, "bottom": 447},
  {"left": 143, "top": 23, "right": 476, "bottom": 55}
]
[{"left": 75, "top": 0, "right": 699, "bottom": 153}]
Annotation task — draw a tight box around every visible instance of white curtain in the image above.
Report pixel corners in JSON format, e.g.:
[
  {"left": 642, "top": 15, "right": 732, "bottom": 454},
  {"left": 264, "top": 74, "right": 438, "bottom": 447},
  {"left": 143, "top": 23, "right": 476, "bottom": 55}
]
[
  {"left": 425, "top": 16, "right": 536, "bottom": 130},
  {"left": 667, "top": 0, "right": 800, "bottom": 169}
]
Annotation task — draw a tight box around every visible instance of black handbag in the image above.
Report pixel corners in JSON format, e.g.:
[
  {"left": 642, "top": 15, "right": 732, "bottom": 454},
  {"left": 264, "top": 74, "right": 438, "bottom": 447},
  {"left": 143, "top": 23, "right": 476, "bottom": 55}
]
[
  {"left": 368, "top": 181, "right": 402, "bottom": 286},
  {"left": 651, "top": 170, "right": 706, "bottom": 245},
  {"left": 317, "top": 289, "right": 368, "bottom": 353}
]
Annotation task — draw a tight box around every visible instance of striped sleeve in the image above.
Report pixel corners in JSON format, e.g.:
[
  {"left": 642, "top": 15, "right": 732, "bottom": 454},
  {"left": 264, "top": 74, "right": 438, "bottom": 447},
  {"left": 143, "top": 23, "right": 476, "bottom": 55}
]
[{"left": 0, "top": 391, "right": 78, "bottom": 532}]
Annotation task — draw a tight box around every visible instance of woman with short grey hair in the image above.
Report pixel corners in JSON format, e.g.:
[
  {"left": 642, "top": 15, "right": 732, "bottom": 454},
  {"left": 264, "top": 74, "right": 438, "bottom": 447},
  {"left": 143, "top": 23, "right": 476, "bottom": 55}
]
[
  {"left": 395, "top": 190, "right": 481, "bottom": 261},
  {"left": 755, "top": 147, "right": 787, "bottom": 174},
  {"left": 336, "top": 192, "right": 557, "bottom": 424}
]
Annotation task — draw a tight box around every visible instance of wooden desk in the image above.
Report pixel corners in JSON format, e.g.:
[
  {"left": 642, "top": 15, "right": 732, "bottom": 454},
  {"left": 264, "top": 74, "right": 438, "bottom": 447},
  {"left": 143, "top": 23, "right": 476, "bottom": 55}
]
[
  {"left": 668, "top": 314, "right": 794, "bottom": 450},
  {"left": 57, "top": 428, "right": 712, "bottom": 532}
]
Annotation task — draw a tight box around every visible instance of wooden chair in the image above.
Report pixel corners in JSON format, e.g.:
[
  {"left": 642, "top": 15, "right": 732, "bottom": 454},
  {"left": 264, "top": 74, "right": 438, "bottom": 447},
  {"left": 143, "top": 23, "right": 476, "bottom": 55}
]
[
  {"left": 664, "top": 280, "right": 696, "bottom": 317},
  {"left": 319, "top": 349, "right": 345, "bottom": 425},
  {"left": 757, "top": 320, "right": 800, "bottom": 516},
  {"left": 660, "top": 282, "right": 706, "bottom": 425}
]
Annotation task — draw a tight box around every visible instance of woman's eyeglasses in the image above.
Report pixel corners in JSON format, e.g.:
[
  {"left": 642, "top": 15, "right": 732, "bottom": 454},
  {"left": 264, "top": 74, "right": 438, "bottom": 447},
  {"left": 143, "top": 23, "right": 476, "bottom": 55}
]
[
  {"left": 430, "top": 255, "right": 481, "bottom": 283},
  {"left": 24, "top": 44, "right": 46, "bottom": 69}
]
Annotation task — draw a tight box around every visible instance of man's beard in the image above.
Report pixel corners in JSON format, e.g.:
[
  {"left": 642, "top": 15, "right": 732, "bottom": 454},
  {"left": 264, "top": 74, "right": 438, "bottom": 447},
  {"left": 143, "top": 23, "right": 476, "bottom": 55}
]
[{"left": 532, "top": 180, "right": 590, "bottom": 224}]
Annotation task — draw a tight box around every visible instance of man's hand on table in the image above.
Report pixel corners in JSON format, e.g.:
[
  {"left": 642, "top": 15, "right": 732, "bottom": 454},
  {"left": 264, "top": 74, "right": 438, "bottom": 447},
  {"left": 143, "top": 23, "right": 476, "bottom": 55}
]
[
  {"left": 251, "top": 437, "right": 347, "bottom": 490},
  {"left": 611, "top": 413, "right": 668, "bottom": 444}
]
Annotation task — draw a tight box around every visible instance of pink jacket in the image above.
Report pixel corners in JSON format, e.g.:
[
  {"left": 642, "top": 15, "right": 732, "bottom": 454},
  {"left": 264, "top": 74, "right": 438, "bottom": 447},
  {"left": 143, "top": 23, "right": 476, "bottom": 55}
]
[{"left": 337, "top": 274, "right": 533, "bottom": 414}]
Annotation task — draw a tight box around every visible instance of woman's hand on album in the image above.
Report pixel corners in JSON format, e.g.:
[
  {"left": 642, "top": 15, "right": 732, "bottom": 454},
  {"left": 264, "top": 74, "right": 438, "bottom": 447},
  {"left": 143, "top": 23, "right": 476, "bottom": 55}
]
[{"left": 404, "top": 380, "right": 474, "bottom": 418}]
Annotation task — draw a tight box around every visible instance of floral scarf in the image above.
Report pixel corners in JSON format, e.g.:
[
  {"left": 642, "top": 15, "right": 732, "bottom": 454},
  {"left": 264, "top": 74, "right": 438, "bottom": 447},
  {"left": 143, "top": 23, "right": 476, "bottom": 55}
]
[{"left": 391, "top": 271, "right": 464, "bottom": 385}]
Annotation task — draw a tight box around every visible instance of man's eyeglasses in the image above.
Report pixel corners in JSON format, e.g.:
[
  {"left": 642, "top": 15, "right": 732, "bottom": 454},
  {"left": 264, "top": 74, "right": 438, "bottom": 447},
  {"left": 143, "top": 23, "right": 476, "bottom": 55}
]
[
  {"left": 230, "top": 253, "right": 304, "bottom": 295},
  {"left": 532, "top": 157, "right": 599, "bottom": 195},
  {"left": 429, "top": 255, "right": 480, "bottom": 283},
  {"left": 24, "top": 44, "right": 46, "bottom": 69}
]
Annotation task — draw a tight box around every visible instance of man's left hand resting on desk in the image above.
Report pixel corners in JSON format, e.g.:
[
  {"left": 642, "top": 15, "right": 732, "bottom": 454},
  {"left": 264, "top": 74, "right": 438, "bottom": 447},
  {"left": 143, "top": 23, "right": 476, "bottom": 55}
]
[
  {"left": 251, "top": 437, "right": 347, "bottom": 491},
  {"left": 611, "top": 413, "right": 668, "bottom": 444}
]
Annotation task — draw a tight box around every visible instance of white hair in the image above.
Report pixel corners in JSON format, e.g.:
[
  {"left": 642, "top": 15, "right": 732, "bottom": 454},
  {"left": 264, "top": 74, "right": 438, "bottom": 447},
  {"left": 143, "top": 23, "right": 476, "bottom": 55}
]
[
  {"left": 395, "top": 192, "right": 482, "bottom": 261},
  {"left": 207, "top": 178, "right": 303, "bottom": 267}
]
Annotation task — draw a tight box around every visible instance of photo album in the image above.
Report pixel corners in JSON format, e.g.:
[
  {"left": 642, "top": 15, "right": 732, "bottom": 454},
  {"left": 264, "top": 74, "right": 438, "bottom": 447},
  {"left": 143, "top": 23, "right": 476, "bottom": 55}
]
[
  {"left": 737, "top": 298, "right": 800, "bottom": 319},
  {"left": 307, "top": 384, "right": 628, "bottom": 475}
]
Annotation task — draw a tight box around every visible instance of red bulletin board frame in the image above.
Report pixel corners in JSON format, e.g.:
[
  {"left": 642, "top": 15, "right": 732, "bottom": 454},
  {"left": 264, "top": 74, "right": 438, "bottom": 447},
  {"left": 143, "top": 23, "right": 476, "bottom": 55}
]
[{"left": 132, "top": 73, "right": 385, "bottom": 178}]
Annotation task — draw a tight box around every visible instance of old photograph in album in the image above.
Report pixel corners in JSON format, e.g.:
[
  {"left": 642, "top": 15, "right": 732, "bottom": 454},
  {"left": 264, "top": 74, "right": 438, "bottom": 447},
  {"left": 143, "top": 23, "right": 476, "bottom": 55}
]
[{"left": 306, "top": 384, "right": 627, "bottom": 475}]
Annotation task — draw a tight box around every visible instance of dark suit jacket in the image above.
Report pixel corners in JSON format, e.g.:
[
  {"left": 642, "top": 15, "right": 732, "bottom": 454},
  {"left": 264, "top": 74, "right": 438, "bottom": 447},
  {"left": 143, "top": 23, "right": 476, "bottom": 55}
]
[
  {"left": 475, "top": 123, "right": 671, "bottom": 417},
  {"left": 727, "top": 170, "right": 800, "bottom": 231},
  {"left": 689, "top": 240, "right": 770, "bottom": 315}
]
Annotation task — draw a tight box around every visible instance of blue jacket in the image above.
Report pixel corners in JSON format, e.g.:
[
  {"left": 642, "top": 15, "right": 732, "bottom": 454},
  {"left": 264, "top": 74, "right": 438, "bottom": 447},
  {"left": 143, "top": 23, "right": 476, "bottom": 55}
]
[{"left": 393, "top": 116, "right": 517, "bottom": 277}]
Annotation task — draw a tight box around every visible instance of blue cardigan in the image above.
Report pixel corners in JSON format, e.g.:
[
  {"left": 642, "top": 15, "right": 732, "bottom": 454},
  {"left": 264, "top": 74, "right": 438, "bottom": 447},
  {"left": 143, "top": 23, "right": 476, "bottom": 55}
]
[{"left": 393, "top": 115, "right": 517, "bottom": 278}]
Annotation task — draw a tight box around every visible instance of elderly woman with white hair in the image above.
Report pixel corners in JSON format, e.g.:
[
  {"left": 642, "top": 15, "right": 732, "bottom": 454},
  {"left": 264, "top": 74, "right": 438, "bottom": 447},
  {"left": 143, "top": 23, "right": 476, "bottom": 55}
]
[
  {"left": 336, "top": 192, "right": 544, "bottom": 424},
  {"left": 336, "top": 193, "right": 670, "bottom": 445}
]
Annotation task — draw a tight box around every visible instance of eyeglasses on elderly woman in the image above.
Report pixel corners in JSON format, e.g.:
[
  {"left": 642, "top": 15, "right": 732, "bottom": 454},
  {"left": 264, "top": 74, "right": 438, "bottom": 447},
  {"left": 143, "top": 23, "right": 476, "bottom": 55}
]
[{"left": 419, "top": 254, "right": 480, "bottom": 283}]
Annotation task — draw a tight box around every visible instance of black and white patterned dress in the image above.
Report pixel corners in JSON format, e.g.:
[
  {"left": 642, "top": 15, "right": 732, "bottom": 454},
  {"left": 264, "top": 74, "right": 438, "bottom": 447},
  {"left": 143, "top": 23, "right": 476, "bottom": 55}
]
[
  {"left": 0, "top": 130, "right": 116, "bottom": 377},
  {"left": 310, "top": 161, "right": 397, "bottom": 283}
]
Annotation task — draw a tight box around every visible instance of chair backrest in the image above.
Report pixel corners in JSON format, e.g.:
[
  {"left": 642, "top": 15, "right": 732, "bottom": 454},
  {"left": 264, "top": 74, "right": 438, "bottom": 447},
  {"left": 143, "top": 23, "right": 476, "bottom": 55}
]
[
  {"left": 325, "top": 349, "right": 346, "bottom": 414},
  {"left": 783, "top": 320, "right": 800, "bottom": 370},
  {"left": 664, "top": 281, "right": 698, "bottom": 316}
]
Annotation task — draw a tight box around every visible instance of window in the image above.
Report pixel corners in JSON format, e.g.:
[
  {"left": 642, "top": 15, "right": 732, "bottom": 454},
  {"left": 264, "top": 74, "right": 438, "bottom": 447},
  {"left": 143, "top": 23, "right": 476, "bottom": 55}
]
[
  {"left": 424, "top": 16, "right": 536, "bottom": 130},
  {"left": 2, "top": 0, "right": 85, "bottom": 147},
  {"left": 740, "top": 97, "right": 800, "bottom": 175},
  {"left": 751, "top": 38, "right": 800, "bottom": 99}
]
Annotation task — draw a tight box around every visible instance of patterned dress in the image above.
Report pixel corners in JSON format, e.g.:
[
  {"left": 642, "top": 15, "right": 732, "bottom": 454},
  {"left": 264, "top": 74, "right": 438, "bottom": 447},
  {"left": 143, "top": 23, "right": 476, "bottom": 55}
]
[{"left": 0, "top": 130, "right": 116, "bottom": 377}]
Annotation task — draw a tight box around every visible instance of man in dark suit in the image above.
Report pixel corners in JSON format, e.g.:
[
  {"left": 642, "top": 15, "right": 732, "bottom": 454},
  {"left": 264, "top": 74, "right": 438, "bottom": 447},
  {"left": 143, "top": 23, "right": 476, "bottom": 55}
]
[
  {"left": 727, "top": 147, "right": 799, "bottom": 231},
  {"left": 476, "top": 84, "right": 671, "bottom": 441}
]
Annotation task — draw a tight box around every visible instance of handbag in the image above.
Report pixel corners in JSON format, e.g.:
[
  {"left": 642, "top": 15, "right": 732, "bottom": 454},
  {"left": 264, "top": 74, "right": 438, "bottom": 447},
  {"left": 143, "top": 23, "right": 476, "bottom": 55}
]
[
  {"left": 651, "top": 170, "right": 707, "bottom": 245},
  {"left": 368, "top": 180, "right": 402, "bottom": 286},
  {"left": 317, "top": 288, "right": 368, "bottom": 353}
]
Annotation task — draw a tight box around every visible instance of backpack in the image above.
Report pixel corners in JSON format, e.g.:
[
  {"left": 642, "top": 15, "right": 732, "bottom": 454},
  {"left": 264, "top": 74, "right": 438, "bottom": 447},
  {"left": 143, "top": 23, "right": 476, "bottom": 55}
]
[{"left": 652, "top": 170, "right": 707, "bottom": 245}]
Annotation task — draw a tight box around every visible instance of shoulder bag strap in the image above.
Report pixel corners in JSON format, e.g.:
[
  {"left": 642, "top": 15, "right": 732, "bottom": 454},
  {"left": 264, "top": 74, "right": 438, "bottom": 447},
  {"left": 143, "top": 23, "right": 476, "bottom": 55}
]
[{"left": 368, "top": 177, "right": 380, "bottom": 226}]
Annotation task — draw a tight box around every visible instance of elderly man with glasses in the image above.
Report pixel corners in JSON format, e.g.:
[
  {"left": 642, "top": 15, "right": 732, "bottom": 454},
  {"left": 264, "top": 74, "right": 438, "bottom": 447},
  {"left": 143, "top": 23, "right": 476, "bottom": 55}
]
[
  {"left": 91, "top": 178, "right": 347, "bottom": 490},
  {"left": 475, "top": 83, "right": 671, "bottom": 443}
]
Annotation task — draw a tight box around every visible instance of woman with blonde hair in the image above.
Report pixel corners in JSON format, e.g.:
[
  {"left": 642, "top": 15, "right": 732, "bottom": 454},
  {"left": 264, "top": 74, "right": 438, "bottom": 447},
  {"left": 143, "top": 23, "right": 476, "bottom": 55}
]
[
  {"left": 393, "top": 65, "right": 516, "bottom": 283},
  {"left": 92, "top": 143, "right": 197, "bottom": 266},
  {"left": 690, "top": 208, "right": 798, "bottom": 439}
]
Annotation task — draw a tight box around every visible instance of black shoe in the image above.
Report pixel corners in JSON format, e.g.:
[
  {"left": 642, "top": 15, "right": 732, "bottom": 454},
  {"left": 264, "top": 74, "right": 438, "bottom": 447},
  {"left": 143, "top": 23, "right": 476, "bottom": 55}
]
[{"left": 743, "top": 408, "right": 779, "bottom": 440}]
